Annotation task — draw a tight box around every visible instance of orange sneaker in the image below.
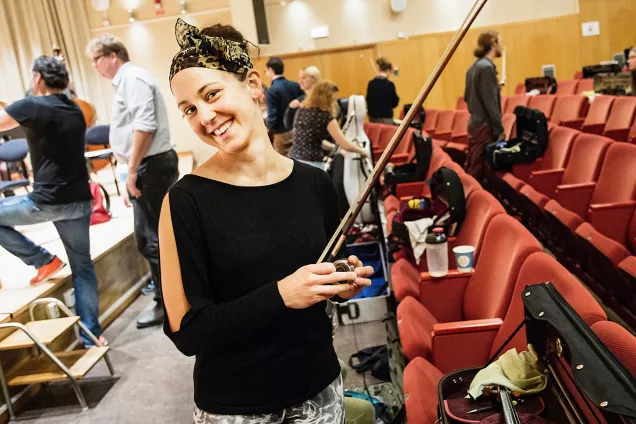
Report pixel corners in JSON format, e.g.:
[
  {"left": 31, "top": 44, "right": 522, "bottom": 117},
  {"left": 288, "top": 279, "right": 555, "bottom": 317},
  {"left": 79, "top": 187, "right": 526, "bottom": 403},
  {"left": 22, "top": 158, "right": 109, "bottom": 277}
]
[{"left": 30, "top": 256, "right": 66, "bottom": 286}]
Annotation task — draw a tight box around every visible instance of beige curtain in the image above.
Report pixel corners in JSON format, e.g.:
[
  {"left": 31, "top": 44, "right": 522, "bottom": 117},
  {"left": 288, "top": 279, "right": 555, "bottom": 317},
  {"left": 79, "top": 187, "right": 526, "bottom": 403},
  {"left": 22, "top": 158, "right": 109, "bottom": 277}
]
[{"left": 0, "top": 0, "right": 109, "bottom": 122}]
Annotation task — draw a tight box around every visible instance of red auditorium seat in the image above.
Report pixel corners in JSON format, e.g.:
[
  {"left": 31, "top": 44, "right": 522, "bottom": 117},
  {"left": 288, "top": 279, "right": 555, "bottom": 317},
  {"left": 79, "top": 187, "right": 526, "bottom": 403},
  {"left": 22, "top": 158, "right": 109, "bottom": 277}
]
[
  {"left": 603, "top": 96, "right": 636, "bottom": 141},
  {"left": 372, "top": 124, "right": 397, "bottom": 159},
  {"left": 444, "top": 110, "right": 471, "bottom": 152},
  {"left": 550, "top": 143, "right": 636, "bottom": 240},
  {"left": 393, "top": 148, "right": 452, "bottom": 200},
  {"left": 388, "top": 127, "right": 415, "bottom": 164},
  {"left": 517, "top": 126, "right": 579, "bottom": 197},
  {"left": 431, "top": 110, "right": 456, "bottom": 143},
  {"left": 515, "top": 83, "right": 525, "bottom": 95},
  {"left": 573, "top": 71, "right": 584, "bottom": 80},
  {"left": 390, "top": 190, "right": 502, "bottom": 299},
  {"left": 503, "top": 95, "right": 530, "bottom": 114},
  {"left": 455, "top": 96, "right": 467, "bottom": 110},
  {"left": 502, "top": 113, "right": 516, "bottom": 140},
  {"left": 543, "top": 133, "right": 612, "bottom": 219},
  {"left": 629, "top": 117, "right": 636, "bottom": 143},
  {"left": 501, "top": 96, "right": 508, "bottom": 113},
  {"left": 528, "top": 95, "right": 557, "bottom": 120},
  {"left": 402, "top": 253, "right": 607, "bottom": 424},
  {"left": 396, "top": 215, "right": 542, "bottom": 369},
  {"left": 575, "top": 78, "right": 594, "bottom": 94},
  {"left": 550, "top": 95, "right": 588, "bottom": 126},
  {"left": 365, "top": 122, "right": 383, "bottom": 150},
  {"left": 555, "top": 79, "right": 579, "bottom": 95},
  {"left": 423, "top": 109, "right": 439, "bottom": 136},
  {"left": 591, "top": 321, "right": 636, "bottom": 376},
  {"left": 562, "top": 95, "right": 615, "bottom": 133}
]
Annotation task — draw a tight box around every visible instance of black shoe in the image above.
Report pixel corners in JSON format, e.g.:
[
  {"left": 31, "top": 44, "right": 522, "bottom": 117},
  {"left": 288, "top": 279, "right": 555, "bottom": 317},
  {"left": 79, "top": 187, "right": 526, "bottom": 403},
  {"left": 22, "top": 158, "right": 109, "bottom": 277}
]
[{"left": 136, "top": 304, "right": 164, "bottom": 329}]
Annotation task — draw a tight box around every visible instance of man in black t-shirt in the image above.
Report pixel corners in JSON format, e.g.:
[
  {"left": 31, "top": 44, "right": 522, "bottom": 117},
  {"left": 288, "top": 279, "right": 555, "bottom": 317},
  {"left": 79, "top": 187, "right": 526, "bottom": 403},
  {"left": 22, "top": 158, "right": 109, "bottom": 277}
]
[{"left": 0, "top": 56, "right": 103, "bottom": 346}]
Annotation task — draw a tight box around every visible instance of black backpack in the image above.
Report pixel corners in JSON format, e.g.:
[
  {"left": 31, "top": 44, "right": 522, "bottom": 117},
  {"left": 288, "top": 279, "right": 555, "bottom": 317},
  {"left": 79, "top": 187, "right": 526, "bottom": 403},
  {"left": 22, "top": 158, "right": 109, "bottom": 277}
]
[
  {"left": 402, "top": 104, "right": 427, "bottom": 130},
  {"left": 383, "top": 131, "right": 432, "bottom": 190},
  {"left": 485, "top": 106, "right": 549, "bottom": 171},
  {"left": 524, "top": 76, "right": 557, "bottom": 94}
]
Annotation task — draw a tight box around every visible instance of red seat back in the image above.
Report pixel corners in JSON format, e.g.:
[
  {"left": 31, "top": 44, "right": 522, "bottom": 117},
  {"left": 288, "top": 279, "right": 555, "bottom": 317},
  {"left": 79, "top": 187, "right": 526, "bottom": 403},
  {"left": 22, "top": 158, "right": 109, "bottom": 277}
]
[
  {"left": 463, "top": 215, "right": 542, "bottom": 321},
  {"left": 423, "top": 109, "right": 439, "bottom": 134},
  {"left": 604, "top": 97, "right": 636, "bottom": 141},
  {"left": 504, "top": 95, "right": 530, "bottom": 114},
  {"left": 515, "top": 83, "right": 525, "bottom": 95},
  {"left": 502, "top": 113, "right": 516, "bottom": 140},
  {"left": 561, "top": 134, "right": 612, "bottom": 185},
  {"left": 550, "top": 95, "right": 588, "bottom": 125},
  {"left": 394, "top": 127, "right": 415, "bottom": 156},
  {"left": 434, "top": 110, "right": 455, "bottom": 134},
  {"left": 528, "top": 95, "right": 557, "bottom": 120},
  {"left": 365, "top": 123, "right": 383, "bottom": 149},
  {"left": 556, "top": 80, "right": 579, "bottom": 95},
  {"left": 591, "top": 321, "right": 636, "bottom": 377},
  {"left": 582, "top": 95, "right": 615, "bottom": 133},
  {"left": 377, "top": 124, "right": 397, "bottom": 151},
  {"left": 575, "top": 78, "right": 594, "bottom": 94},
  {"left": 451, "top": 110, "right": 470, "bottom": 138},
  {"left": 537, "top": 126, "right": 578, "bottom": 171},
  {"left": 456, "top": 96, "right": 468, "bottom": 110},
  {"left": 589, "top": 143, "right": 636, "bottom": 206},
  {"left": 573, "top": 71, "right": 584, "bottom": 80},
  {"left": 458, "top": 172, "right": 482, "bottom": 200},
  {"left": 491, "top": 252, "right": 607, "bottom": 358},
  {"left": 501, "top": 96, "right": 508, "bottom": 113},
  {"left": 455, "top": 190, "right": 504, "bottom": 268}
]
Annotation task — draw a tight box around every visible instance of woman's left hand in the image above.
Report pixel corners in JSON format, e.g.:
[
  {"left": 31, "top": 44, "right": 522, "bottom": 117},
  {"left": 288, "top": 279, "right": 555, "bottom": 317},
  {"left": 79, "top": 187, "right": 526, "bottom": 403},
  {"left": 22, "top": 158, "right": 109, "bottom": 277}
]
[{"left": 337, "top": 256, "right": 374, "bottom": 300}]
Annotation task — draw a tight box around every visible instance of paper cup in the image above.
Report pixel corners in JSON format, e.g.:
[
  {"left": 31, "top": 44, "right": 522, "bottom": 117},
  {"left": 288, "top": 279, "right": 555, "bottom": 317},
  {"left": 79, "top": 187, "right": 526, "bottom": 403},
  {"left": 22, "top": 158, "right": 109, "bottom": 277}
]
[{"left": 453, "top": 246, "right": 475, "bottom": 273}]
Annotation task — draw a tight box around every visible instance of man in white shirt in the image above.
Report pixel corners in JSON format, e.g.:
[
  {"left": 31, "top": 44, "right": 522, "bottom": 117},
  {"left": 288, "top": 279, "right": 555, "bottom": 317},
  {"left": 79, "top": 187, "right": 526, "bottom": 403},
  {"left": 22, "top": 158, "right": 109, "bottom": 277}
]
[{"left": 87, "top": 34, "right": 179, "bottom": 329}]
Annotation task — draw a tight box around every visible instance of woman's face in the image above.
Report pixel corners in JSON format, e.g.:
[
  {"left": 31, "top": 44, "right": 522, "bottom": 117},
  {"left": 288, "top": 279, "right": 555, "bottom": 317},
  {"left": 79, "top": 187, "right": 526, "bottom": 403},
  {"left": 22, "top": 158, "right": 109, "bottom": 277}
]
[
  {"left": 171, "top": 67, "right": 263, "bottom": 154},
  {"left": 299, "top": 71, "right": 316, "bottom": 91},
  {"left": 628, "top": 49, "right": 636, "bottom": 71}
]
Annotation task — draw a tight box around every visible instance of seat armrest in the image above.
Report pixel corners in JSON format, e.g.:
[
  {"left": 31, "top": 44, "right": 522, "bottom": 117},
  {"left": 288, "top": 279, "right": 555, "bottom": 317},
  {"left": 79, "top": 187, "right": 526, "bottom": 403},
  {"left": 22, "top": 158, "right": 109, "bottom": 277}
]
[
  {"left": 433, "top": 318, "right": 503, "bottom": 336},
  {"left": 581, "top": 122, "right": 605, "bottom": 135},
  {"left": 431, "top": 319, "right": 502, "bottom": 374},
  {"left": 527, "top": 168, "right": 564, "bottom": 198},
  {"left": 588, "top": 201, "right": 636, "bottom": 242},
  {"left": 418, "top": 271, "right": 473, "bottom": 323},
  {"left": 450, "top": 134, "right": 468, "bottom": 144},
  {"left": 512, "top": 160, "right": 541, "bottom": 183},
  {"left": 435, "top": 131, "right": 452, "bottom": 141},
  {"left": 561, "top": 118, "right": 585, "bottom": 130},
  {"left": 396, "top": 181, "right": 426, "bottom": 198},
  {"left": 555, "top": 182, "right": 596, "bottom": 219}
]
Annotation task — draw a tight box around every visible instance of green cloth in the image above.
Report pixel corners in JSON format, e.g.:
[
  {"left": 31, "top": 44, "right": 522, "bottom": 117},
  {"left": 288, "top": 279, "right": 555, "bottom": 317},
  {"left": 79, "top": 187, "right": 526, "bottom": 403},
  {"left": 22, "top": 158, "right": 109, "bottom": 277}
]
[
  {"left": 339, "top": 359, "right": 376, "bottom": 424},
  {"left": 467, "top": 345, "right": 548, "bottom": 399}
]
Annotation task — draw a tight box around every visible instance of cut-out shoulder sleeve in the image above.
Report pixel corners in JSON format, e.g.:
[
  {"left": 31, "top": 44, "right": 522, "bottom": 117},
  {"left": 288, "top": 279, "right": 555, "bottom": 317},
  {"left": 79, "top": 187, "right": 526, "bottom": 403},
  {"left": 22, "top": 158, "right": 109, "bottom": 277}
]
[{"left": 159, "top": 187, "right": 288, "bottom": 357}]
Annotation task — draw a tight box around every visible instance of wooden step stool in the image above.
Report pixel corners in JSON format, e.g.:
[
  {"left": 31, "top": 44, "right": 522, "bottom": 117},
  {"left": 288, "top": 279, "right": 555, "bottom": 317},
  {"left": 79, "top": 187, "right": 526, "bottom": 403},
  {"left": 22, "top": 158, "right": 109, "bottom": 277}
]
[{"left": 0, "top": 298, "right": 115, "bottom": 420}]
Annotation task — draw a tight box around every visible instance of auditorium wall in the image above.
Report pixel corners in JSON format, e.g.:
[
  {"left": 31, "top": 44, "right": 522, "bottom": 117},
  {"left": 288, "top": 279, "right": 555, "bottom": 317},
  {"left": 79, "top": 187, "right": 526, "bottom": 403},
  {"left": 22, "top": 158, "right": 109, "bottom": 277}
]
[{"left": 79, "top": 0, "right": 636, "bottom": 163}]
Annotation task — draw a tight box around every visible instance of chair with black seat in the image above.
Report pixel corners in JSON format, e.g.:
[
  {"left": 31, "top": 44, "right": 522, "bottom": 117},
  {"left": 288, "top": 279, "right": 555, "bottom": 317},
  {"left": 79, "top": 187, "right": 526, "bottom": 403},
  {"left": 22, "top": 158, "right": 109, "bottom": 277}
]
[
  {"left": 0, "top": 139, "right": 30, "bottom": 198},
  {"left": 85, "top": 125, "right": 120, "bottom": 196}
]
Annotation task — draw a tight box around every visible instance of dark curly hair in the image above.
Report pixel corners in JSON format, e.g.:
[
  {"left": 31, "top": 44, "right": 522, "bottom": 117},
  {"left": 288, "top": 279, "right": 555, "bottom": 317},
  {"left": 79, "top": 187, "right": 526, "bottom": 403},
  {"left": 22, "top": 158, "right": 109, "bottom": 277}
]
[{"left": 32, "top": 56, "right": 69, "bottom": 90}]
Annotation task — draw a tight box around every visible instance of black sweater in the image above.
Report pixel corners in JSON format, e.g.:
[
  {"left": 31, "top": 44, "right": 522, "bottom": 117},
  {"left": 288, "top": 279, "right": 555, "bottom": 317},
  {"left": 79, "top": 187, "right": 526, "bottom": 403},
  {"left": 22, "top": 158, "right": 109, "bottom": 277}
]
[
  {"left": 366, "top": 76, "right": 399, "bottom": 118},
  {"left": 163, "top": 161, "right": 341, "bottom": 414}
]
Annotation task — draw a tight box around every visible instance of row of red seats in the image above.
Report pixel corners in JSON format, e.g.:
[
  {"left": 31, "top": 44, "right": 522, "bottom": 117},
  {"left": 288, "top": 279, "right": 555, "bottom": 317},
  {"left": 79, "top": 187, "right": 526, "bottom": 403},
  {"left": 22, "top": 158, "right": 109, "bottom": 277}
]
[
  {"left": 511, "top": 78, "right": 595, "bottom": 96},
  {"left": 491, "top": 125, "right": 636, "bottom": 327},
  {"left": 380, "top": 141, "right": 636, "bottom": 423}
]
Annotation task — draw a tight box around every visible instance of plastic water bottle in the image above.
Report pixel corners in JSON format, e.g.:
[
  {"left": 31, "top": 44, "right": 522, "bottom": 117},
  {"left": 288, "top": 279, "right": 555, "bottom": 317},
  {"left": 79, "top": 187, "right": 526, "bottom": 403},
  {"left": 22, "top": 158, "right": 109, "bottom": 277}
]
[{"left": 426, "top": 227, "right": 448, "bottom": 277}]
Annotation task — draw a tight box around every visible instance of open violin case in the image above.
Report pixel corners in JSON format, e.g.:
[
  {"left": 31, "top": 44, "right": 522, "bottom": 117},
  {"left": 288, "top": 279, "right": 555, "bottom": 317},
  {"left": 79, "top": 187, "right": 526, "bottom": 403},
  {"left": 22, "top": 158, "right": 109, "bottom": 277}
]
[{"left": 438, "top": 283, "right": 636, "bottom": 424}]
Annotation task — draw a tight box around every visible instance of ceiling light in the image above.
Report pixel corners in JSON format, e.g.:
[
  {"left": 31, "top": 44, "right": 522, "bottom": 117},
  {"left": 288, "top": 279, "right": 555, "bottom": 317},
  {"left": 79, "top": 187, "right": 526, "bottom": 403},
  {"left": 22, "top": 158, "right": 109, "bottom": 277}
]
[
  {"left": 128, "top": 8, "right": 135, "bottom": 22},
  {"left": 180, "top": 0, "right": 187, "bottom": 14}
]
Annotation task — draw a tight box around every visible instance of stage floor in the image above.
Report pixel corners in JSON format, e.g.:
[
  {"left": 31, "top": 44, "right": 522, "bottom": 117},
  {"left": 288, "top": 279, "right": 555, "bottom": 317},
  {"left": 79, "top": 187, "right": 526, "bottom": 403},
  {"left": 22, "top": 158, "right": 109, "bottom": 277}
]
[{"left": 0, "top": 152, "right": 194, "bottom": 320}]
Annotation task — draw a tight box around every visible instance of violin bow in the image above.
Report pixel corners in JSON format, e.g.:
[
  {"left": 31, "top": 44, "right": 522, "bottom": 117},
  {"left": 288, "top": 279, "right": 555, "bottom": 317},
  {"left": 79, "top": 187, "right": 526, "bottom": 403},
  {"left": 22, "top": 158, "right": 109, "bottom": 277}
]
[{"left": 318, "top": 0, "right": 489, "bottom": 265}]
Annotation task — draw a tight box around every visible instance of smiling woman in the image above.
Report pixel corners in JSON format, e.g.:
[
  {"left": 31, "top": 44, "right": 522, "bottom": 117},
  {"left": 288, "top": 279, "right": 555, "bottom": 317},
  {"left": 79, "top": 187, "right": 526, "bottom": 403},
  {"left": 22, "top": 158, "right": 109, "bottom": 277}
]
[{"left": 159, "top": 18, "right": 374, "bottom": 423}]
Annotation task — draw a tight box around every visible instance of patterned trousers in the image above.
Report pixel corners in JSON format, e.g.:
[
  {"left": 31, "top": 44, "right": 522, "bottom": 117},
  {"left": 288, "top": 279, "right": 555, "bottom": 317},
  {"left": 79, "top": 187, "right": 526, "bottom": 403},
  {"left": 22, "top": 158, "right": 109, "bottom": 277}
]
[{"left": 193, "top": 376, "right": 344, "bottom": 424}]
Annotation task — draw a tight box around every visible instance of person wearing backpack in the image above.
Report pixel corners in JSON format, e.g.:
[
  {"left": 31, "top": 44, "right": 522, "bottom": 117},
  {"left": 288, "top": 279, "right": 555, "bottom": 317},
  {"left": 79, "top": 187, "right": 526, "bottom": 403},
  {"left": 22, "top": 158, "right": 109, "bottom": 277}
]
[{"left": 0, "top": 56, "right": 104, "bottom": 347}]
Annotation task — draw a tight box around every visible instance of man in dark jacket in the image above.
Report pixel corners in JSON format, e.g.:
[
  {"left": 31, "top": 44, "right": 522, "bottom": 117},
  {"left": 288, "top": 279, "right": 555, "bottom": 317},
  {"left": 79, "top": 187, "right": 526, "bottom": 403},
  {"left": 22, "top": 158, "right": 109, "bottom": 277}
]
[
  {"left": 265, "top": 57, "right": 303, "bottom": 157},
  {"left": 464, "top": 30, "right": 505, "bottom": 178}
]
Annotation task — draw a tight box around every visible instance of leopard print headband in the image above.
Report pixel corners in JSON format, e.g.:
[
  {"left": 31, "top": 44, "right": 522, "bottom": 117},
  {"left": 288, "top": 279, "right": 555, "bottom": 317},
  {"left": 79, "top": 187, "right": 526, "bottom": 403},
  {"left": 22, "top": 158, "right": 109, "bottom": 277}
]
[{"left": 169, "top": 18, "right": 253, "bottom": 84}]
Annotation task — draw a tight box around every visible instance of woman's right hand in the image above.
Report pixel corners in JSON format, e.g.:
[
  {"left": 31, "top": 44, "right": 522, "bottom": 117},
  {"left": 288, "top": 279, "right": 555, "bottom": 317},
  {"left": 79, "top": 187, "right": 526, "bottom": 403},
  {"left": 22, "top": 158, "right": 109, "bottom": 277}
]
[{"left": 277, "top": 263, "right": 359, "bottom": 309}]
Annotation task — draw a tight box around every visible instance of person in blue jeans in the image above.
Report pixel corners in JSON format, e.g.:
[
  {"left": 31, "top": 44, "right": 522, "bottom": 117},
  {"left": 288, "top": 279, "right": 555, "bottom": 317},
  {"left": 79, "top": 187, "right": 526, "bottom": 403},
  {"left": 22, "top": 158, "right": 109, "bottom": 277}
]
[{"left": 0, "top": 56, "right": 103, "bottom": 346}]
